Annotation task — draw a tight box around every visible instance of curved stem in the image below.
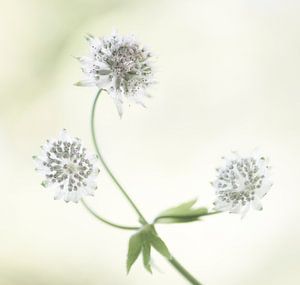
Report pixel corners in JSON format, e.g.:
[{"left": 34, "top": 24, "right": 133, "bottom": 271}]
[
  {"left": 90, "top": 89, "right": 203, "bottom": 284},
  {"left": 169, "top": 257, "right": 202, "bottom": 285},
  {"left": 81, "top": 199, "right": 140, "bottom": 231},
  {"left": 91, "top": 89, "right": 147, "bottom": 224}
]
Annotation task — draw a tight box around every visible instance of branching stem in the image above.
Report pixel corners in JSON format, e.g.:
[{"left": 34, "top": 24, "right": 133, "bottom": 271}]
[{"left": 88, "top": 89, "right": 205, "bottom": 285}]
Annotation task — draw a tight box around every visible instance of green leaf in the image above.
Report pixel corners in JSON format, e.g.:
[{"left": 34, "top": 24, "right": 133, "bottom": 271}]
[
  {"left": 158, "top": 199, "right": 197, "bottom": 216},
  {"left": 142, "top": 242, "right": 152, "bottom": 273},
  {"left": 148, "top": 232, "right": 171, "bottom": 260},
  {"left": 126, "top": 225, "right": 172, "bottom": 274},
  {"left": 127, "top": 232, "right": 143, "bottom": 273},
  {"left": 154, "top": 199, "right": 208, "bottom": 224},
  {"left": 156, "top": 216, "right": 200, "bottom": 224}
]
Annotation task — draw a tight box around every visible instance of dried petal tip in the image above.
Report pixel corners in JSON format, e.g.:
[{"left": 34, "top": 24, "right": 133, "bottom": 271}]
[
  {"left": 74, "top": 81, "right": 85, "bottom": 86},
  {"left": 212, "top": 151, "right": 272, "bottom": 217},
  {"left": 34, "top": 130, "right": 100, "bottom": 203},
  {"left": 76, "top": 31, "right": 155, "bottom": 116}
]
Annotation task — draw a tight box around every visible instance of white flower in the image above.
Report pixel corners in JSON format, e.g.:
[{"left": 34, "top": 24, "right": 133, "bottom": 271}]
[
  {"left": 33, "top": 129, "right": 100, "bottom": 203},
  {"left": 212, "top": 151, "right": 272, "bottom": 217},
  {"left": 76, "top": 31, "right": 154, "bottom": 117}
]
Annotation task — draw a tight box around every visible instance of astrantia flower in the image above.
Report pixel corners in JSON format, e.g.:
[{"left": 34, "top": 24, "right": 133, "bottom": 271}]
[
  {"left": 33, "top": 129, "right": 100, "bottom": 203},
  {"left": 212, "top": 151, "right": 272, "bottom": 217},
  {"left": 75, "top": 31, "right": 154, "bottom": 117}
]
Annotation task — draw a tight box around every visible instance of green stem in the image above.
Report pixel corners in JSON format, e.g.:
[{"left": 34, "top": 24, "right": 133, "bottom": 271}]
[
  {"left": 169, "top": 257, "right": 202, "bottom": 285},
  {"left": 90, "top": 89, "right": 203, "bottom": 285},
  {"left": 81, "top": 199, "right": 140, "bottom": 231},
  {"left": 202, "top": 211, "right": 221, "bottom": 216},
  {"left": 91, "top": 89, "right": 147, "bottom": 225}
]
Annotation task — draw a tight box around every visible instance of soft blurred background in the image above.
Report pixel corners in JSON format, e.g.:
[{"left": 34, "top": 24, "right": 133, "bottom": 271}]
[{"left": 1, "top": 0, "right": 299, "bottom": 284}]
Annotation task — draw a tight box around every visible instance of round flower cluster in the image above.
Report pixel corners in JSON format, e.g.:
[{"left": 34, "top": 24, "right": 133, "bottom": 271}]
[
  {"left": 33, "top": 130, "right": 99, "bottom": 203},
  {"left": 212, "top": 151, "right": 272, "bottom": 217},
  {"left": 76, "top": 32, "right": 154, "bottom": 116}
]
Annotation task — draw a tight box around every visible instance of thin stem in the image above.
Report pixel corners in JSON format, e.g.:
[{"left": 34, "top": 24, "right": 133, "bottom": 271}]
[
  {"left": 169, "top": 257, "right": 202, "bottom": 285},
  {"left": 90, "top": 89, "right": 203, "bottom": 284},
  {"left": 202, "top": 211, "right": 221, "bottom": 216},
  {"left": 81, "top": 199, "right": 140, "bottom": 231},
  {"left": 91, "top": 90, "right": 147, "bottom": 224}
]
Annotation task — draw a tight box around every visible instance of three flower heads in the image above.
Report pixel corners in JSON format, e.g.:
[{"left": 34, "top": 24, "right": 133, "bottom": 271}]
[{"left": 33, "top": 31, "right": 273, "bottom": 216}]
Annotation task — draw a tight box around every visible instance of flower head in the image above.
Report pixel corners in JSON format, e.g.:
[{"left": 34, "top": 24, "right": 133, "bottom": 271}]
[
  {"left": 33, "top": 129, "right": 100, "bottom": 203},
  {"left": 76, "top": 31, "right": 154, "bottom": 117},
  {"left": 212, "top": 151, "right": 272, "bottom": 217}
]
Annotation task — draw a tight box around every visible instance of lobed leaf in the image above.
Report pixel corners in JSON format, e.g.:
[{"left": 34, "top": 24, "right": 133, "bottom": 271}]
[
  {"left": 158, "top": 199, "right": 198, "bottom": 216},
  {"left": 142, "top": 242, "right": 152, "bottom": 273},
  {"left": 148, "top": 231, "right": 171, "bottom": 260},
  {"left": 127, "top": 232, "right": 143, "bottom": 273},
  {"left": 154, "top": 199, "right": 208, "bottom": 224},
  {"left": 126, "top": 225, "right": 172, "bottom": 274}
]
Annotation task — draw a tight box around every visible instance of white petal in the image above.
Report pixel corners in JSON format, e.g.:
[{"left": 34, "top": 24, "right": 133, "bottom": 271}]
[
  {"left": 252, "top": 197, "right": 263, "bottom": 211},
  {"left": 256, "top": 184, "right": 271, "bottom": 198},
  {"left": 86, "top": 180, "right": 97, "bottom": 190},
  {"left": 95, "top": 76, "right": 112, "bottom": 89},
  {"left": 64, "top": 191, "right": 72, "bottom": 203},
  {"left": 129, "top": 92, "right": 147, "bottom": 107},
  {"left": 75, "top": 191, "right": 83, "bottom": 202},
  {"left": 214, "top": 200, "right": 232, "bottom": 212},
  {"left": 230, "top": 204, "right": 241, "bottom": 214},
  {"left": 86, "top": 188, "right": 96, "bottom": 196},
  {"left": 36, "top": 167, "right": 52, "bottom": 176},
  {"left": 241, "top": 204, "right": 250, "bottom": 219},
  {"left": 58, "top": 129, "right": 70, "bottom": 141},
  {"left": 75, "top": 79, "right": 96, "bottom": 87},
  {"left": 33, "top": 156, "right": 45, "bottom": 167},
  {"left": 86, "top": 153, "right": 98, "bottom": 163},
  {"left": 112, "top": 97, "right": 123, "bottom": 117},
  {"left": 90, "top": 168, "right": 100, "bottom": 177},
  {"left": 97, "top": 61, "right": 111, "bottom": 70},
  {"left": 54, "top": 189, "right": 65, "bottom": 200},
  {"left": 76, "top": 56, "right": 93, "bottom": 64},
  {"left": 87, "top": 35, "right": 102, "bottom": 51},
  {"left": 69, "top": 191, "right": 77, "bottom": 203}
]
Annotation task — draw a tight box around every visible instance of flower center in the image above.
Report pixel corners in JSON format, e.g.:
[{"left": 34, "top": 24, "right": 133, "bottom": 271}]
[
  {"left": 216, "top": 157, "right": 265, "bottom": 205},
  {"left": 107, "top": 45, "right": 141, "bottom": 76},
  {"left": 65, "top": 162, "right": 78, "bottom": 174}
]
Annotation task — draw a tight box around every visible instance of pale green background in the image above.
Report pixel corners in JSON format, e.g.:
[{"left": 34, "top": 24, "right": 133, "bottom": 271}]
[{"left": 0, "top": 0, "right": 299, "bottom": 284}]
